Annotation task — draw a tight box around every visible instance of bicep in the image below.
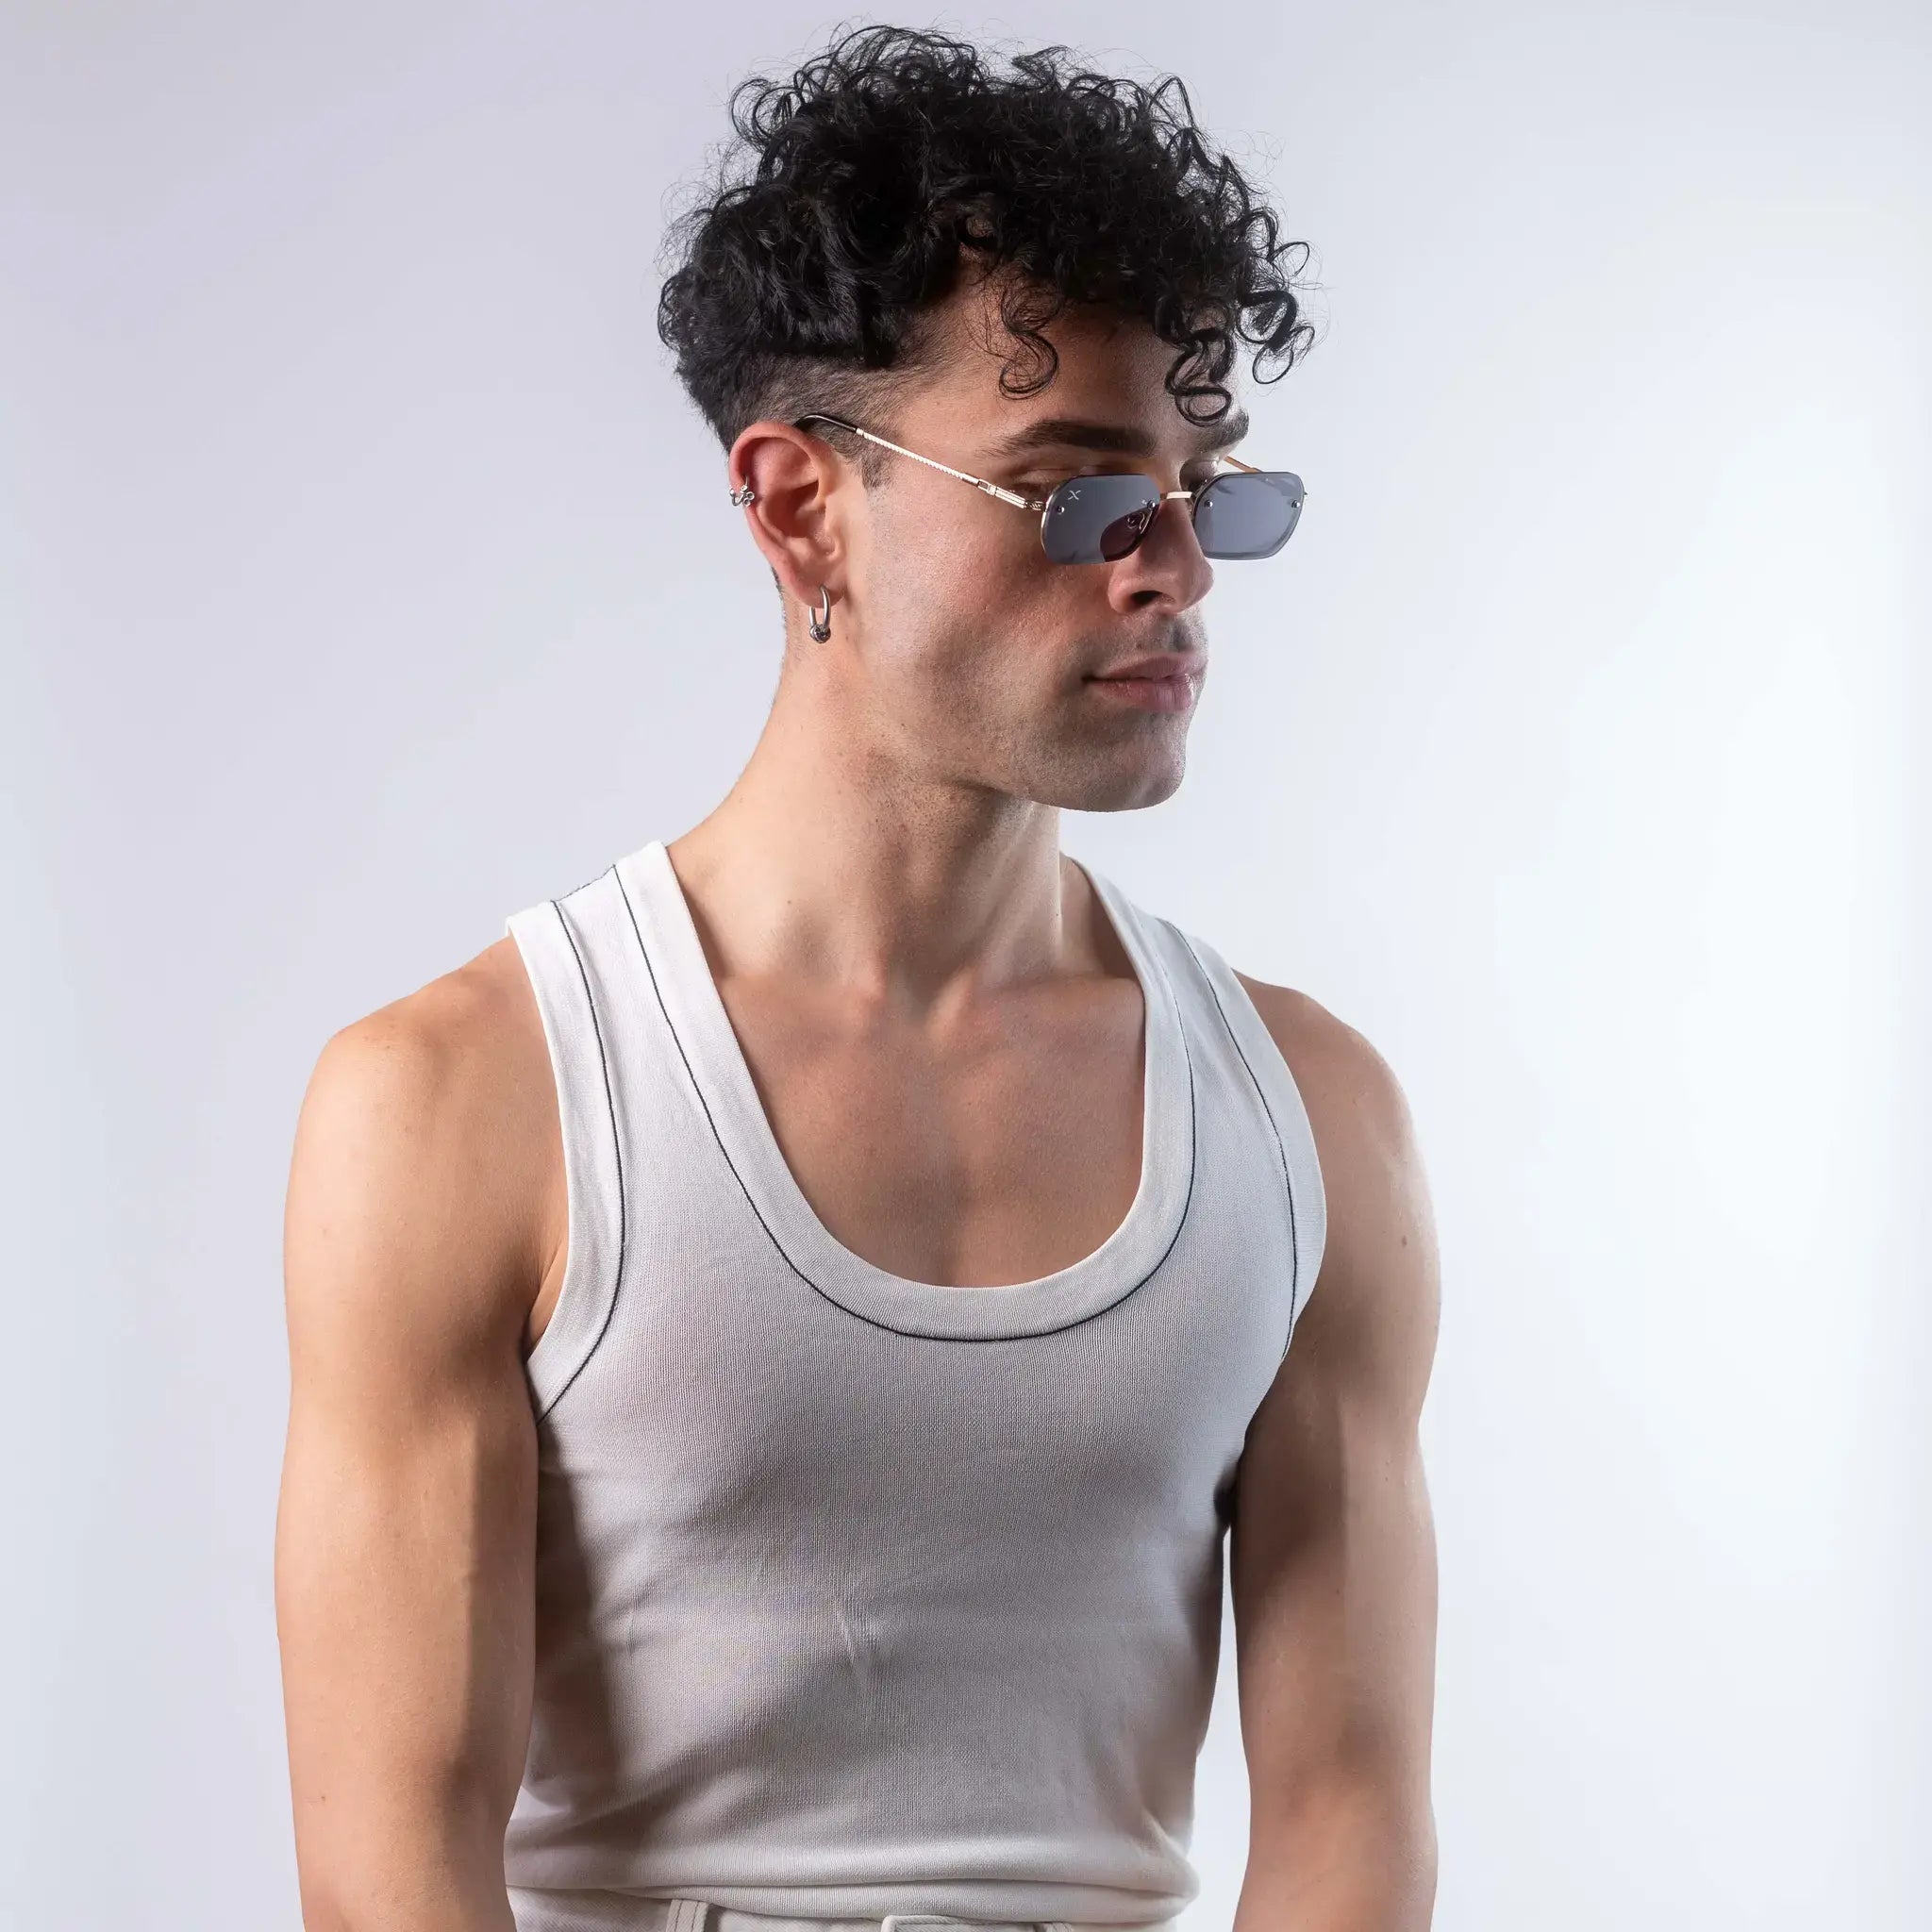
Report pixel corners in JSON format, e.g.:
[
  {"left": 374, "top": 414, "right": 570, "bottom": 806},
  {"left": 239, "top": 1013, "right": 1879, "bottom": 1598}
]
[
  {"left": 1228, "top": 1000, "right": 1441, "bottom": 1828},
  {"left": 275, "top": 1010, "right": 541, "bottom": 1917}
]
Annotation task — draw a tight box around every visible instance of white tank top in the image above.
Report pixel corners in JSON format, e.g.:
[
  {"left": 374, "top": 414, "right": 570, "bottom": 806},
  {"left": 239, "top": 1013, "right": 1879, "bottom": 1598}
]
[{"left": 500, "top": 838, "right": 1325, "bottom": 1932}]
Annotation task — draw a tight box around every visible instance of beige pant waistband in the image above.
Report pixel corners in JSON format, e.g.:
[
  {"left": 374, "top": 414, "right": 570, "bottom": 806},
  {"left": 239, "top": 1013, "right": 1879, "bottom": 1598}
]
[
  {"left": 517, "top": 1893, "right": 1169, "bottom": 1932},
  {"left": 662, "top": 1903, "right": 1102, "bottom": 1932}
]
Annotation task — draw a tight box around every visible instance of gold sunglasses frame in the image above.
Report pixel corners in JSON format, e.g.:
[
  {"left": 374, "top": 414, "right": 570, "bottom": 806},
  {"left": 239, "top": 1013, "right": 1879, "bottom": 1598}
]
[{"left": 724, "top": 410, "right": 1304, "bottom": 562}]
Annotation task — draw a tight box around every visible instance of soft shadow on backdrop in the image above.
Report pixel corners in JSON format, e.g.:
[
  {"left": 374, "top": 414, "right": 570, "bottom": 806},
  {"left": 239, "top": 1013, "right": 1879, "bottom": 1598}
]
[{"left": 3, "top": 4, "right": 1924, "bottom": 1928}]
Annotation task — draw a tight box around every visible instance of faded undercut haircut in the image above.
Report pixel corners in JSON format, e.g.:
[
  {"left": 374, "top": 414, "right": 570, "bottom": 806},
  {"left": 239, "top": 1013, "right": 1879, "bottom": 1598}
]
[{"left": 655, "top": 22, "right": 1320, "bottom": 489}]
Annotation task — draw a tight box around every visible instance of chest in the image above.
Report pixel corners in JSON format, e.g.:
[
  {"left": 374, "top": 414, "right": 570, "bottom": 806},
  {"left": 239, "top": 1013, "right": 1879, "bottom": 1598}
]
[{"left": 714, "top": 970, "right": 1150, "bottom": 1290}]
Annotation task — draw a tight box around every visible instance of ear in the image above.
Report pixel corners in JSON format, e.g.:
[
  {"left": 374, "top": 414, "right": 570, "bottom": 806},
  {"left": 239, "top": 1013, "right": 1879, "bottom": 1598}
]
[{"left": 725, "top": 420, "right": 851, "bottom": 608}]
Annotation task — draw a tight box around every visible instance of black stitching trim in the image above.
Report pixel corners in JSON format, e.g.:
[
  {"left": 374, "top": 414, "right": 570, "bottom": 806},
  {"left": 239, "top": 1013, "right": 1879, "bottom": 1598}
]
[
  {"left": 1173, "top": 926, "right": 1302, "bottom": 1365},
  {"left": 534, "top": 890, "right": 628, "bottom": 1417},
  {"left": 612, "top": 857, "right": 1198, "bottom": 1343}
]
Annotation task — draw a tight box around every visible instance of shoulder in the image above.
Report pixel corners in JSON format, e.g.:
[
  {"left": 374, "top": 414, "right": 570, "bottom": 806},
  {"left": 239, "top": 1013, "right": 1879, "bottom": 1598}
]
[
  {"left": 303, "top": 935, "right": 550, "bottom": 1158},
  {"left": 1230, "top": 971, "right": 1414, "bottom": 1157},
  {"left": 285, "top": 935, "right": 561, "bottom": 1357},
  {"left": 1230, "top": 969, "right": 1440, "bottom": 1380}
]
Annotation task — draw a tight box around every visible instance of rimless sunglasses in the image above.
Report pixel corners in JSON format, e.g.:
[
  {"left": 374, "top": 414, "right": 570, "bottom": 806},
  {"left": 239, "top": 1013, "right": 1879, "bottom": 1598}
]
[{"left": 726, "top": 411, "right": 1307, "bottom": 566}]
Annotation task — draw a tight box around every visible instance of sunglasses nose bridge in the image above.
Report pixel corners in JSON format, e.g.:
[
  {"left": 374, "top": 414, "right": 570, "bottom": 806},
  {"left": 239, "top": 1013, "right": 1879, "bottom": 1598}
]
[{"left": 1112, "top": 488, "right": 1214, "bottom": 570}]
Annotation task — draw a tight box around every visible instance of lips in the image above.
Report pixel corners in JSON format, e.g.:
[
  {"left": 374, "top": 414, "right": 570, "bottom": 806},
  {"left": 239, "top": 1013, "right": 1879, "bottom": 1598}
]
[
  {"left": 1084, "top": 656, "right": 1202, "bottom": 713},
  {"left": 1090, "top": 654, "right": 1199, "bottom": 683}
]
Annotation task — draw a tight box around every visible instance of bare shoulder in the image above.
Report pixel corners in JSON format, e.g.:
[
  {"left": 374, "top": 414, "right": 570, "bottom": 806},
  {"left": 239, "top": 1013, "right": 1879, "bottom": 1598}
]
[
  {"left": 1231, "top": 970, "right": 1440, "bottom": 1389},
  {"left": 283, "top": 934, "right": 563, "bottom": 1368},
  {"left": 1231, "top": 971, "right": 1408, "bottom": 1141},
  {"left": 301, "top": 934, "right": 554, "bottom": 1185}
]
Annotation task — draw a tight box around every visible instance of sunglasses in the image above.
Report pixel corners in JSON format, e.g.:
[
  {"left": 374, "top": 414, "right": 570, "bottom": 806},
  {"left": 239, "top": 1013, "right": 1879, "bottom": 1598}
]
[{"left": 733, "top": 411, "right": 1307, "bottom": 565}]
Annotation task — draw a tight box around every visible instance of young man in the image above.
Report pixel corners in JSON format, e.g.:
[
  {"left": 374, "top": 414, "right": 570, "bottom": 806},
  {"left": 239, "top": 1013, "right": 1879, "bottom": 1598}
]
[{"left": 275, "top": 26, "right": 1441, "bottom": 1932}]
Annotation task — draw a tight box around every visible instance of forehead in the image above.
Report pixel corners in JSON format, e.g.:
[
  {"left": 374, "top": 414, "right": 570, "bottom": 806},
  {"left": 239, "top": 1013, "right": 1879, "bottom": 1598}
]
[{"left": 903, "top": 272, "right": 1249, "bottom": 461}]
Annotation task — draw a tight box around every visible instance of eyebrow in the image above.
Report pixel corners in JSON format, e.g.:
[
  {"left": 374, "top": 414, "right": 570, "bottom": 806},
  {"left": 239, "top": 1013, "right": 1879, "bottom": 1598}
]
[{"left": 983, "top": 408, "right": 1252, "bottom": 463}]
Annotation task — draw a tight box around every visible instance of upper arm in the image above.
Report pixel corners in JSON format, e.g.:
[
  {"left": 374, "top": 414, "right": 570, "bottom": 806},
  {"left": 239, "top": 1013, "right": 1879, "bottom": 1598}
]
[
  {"left": 1227, "top": 976, "right": 1441, "bottom": 1844},
  {"left": 275, "top": 960, "right": 551, "bottom": 1925}
]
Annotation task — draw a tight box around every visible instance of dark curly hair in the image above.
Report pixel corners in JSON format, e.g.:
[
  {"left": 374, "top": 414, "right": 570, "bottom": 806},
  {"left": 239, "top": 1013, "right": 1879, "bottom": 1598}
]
[{"left": 655, "top": 22, "right": 1320, "bottom": 486}]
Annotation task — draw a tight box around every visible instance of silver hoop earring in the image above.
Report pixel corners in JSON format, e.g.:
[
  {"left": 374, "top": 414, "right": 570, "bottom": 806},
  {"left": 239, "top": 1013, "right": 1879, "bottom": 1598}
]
[
  {"left": 727, "top": 480, "right": 756, "bottom": 506},
  {"left": 807, "top": 585, "right": 832, "bottom": 641}
]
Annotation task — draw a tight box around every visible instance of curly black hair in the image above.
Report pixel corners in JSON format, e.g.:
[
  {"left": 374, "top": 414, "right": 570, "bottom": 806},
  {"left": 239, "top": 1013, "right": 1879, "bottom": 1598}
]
[{"left": 655, "top": 22, "right": 1320, "bottom": 485}]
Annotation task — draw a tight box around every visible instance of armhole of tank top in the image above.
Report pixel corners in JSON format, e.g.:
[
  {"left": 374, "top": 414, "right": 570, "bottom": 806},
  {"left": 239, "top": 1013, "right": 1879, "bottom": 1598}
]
[
  {"left": 1170, "top": 922, "right": 1328, "bottom": 1363},
  {"left": 505, "top": 895, "right": 626, "bottom": 1421}
]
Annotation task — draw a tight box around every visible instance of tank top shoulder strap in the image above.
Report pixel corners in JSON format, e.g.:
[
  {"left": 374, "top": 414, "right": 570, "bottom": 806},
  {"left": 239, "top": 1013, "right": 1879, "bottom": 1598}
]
[
  {"left": 1137, "top": 907, "right": 1329, "bottom": 1357},
  {"left": 505, "top": 865, "right": 639, "bottom": 1418}
]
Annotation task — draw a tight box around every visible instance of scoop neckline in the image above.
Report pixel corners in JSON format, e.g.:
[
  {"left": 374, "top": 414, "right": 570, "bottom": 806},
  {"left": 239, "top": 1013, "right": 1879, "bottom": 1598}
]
[{"left": 612, "top": 837, "right": 1194, "bottom": 1341}]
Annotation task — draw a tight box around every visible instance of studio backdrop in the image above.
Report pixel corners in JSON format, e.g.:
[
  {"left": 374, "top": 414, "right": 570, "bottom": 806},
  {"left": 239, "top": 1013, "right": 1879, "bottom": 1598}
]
[{"left": 2, "top": 5, "right": 1924, "bottom": 1929}]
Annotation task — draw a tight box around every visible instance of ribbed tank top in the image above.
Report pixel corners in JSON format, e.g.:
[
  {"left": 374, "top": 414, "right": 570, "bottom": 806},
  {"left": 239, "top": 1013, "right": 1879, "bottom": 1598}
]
[{"left": 500, "top": 839, "right": 1326, "bottom": 1932}]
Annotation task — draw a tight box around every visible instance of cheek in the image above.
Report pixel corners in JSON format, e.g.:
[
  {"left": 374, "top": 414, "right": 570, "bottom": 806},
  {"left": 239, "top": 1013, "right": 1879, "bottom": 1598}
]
[
  {"left": 878, "top": 503, "right": 1087, "bottom": 643},
  {"left": 863, "top": 494, "right": 1095, "bottom": 699},
  {"left": 899, "top": 508, "right": 1018, "bottom": 607}
]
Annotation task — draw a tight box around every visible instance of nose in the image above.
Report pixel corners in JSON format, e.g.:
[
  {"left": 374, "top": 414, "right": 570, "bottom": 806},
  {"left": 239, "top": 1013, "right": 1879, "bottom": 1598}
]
[{"left": 1104, "top": 493, "right": 1214, "bottom": 615}]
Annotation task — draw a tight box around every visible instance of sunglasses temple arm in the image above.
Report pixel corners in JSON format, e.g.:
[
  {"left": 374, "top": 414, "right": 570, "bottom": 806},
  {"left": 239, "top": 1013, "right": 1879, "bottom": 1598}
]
[{"left": 796, "top": 414, "right": 1042, "bottom": 510}]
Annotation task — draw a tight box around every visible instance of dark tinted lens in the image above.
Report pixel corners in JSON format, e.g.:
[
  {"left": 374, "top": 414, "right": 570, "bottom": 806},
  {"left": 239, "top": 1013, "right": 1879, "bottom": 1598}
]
[
  {"left": 1191, "top": 472, "right": 1305, "bottom": 558},
  {"left": 1041, "top": 473, "right": 1162, "bottom": 563}
]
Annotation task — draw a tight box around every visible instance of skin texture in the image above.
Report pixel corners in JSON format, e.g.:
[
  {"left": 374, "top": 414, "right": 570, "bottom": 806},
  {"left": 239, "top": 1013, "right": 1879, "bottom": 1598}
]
[{"left": 275, "top": 264, "right": 1441, "bottom": 1927}]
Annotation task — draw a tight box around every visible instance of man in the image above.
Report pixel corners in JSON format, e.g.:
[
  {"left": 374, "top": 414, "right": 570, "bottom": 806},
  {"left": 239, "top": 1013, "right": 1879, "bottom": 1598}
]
[{"left": 275, "top": 25, "right": 1440, "bottom": 1932}]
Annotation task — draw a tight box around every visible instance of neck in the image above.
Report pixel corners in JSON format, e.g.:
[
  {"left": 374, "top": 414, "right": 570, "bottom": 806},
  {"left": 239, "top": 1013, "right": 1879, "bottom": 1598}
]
[{"left": 658, "top": 659, "right": 1093, "bottom": 1016}]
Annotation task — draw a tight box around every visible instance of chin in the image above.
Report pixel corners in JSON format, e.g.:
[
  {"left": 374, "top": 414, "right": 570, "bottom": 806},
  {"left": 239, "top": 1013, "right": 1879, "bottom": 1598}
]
[{"left": 1024, "top": 749, "right": 1188, "bottom": 813}]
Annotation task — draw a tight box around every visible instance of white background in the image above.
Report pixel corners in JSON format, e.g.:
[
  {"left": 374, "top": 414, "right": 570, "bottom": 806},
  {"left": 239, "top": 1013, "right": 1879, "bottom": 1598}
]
[{"left": 3, "top": 4, "right": 1925, "bottom": 1927}]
